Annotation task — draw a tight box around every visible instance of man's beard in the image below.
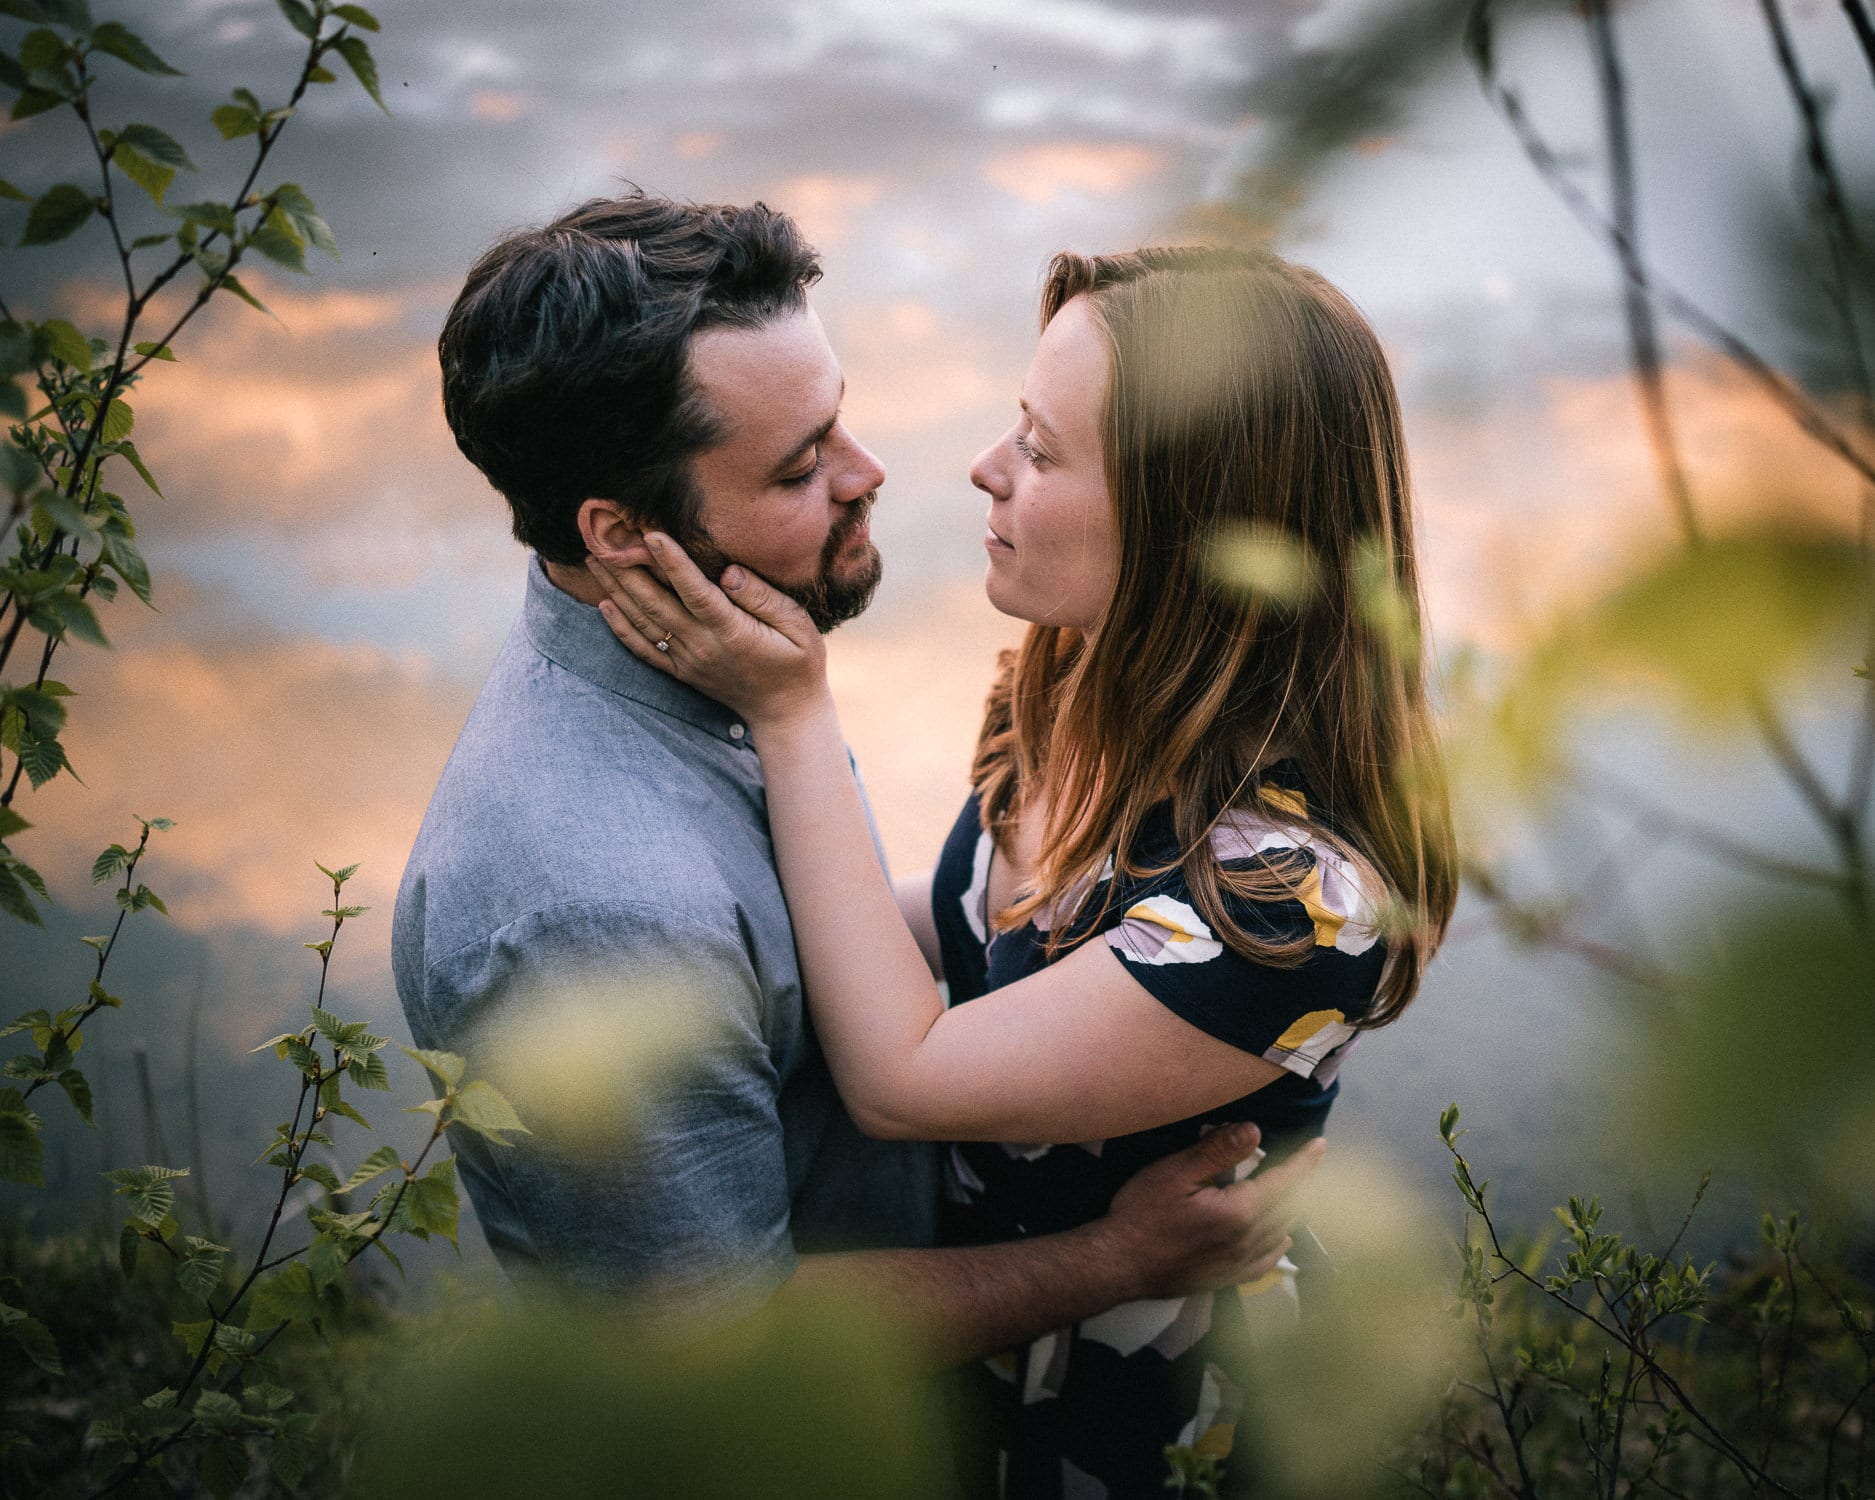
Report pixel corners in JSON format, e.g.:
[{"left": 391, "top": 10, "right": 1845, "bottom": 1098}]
[{"left": 676, "top": 495, "right": 882, "bottom": 634}]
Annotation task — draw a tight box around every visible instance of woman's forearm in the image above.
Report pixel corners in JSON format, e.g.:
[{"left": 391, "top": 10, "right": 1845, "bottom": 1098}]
[{"left": 756, "top": 697, "right": 949, "bottom": 1135}]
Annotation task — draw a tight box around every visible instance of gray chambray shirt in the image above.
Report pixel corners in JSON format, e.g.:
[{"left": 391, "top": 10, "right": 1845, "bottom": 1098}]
[{"left": 393, "top": 557, "right": 937, "bottom": 1315}]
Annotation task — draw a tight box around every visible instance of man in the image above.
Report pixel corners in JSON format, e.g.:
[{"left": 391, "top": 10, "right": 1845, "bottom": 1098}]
[{"left": 393, "top": 192, "right": 1313, "bottom": 1359}]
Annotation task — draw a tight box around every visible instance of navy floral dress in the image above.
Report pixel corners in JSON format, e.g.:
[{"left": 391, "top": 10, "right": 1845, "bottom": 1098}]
[{"left": 930, "top": 766, "right": 1389, "bottom": 1499}]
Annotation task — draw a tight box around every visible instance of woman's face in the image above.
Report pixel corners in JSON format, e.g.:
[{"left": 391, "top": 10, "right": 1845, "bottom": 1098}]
[{"left": 970, "top": 295, "right": 1118, "bottom": 633}]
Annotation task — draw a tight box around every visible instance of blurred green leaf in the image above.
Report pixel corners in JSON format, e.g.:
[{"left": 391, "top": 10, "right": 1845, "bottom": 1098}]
[
  {"left": 274, "top": 0, "right": 316, "bottom": 38},
  {"left": 88, "top": 21, "right": 180, "bottom": 76},
  {"left": 1210, "top": 522, "right": 1320, "bottom": 607},
  {"left": 332, "top": 34, "right": 385, "bottom": 112},
  {"left": 37, "top": 316, "right": 91, "bottom": 371},
  {"left": 357, "top": 1290, "right": 950, "bottom": 1498},
  {"left": 0, "top": 1090, "right": 46, "bottom": 1184},
  {"left": 19, "top": 183, "right": 93, "bottom": 245},
  {"left": 0, "top": 1300, "right": 62, "bottom": 1374},
  {"left": 333, "top": 4, "right": 380, "bottom": 31},
  {"left": 1627, "top": 890, "right": 1873, "bottom": 1196}
]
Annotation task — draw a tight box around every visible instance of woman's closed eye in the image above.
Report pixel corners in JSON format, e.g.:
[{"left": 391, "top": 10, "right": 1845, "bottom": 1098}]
[{"left": 1013, "top": 433, "right": 1050, "bottom": 468}]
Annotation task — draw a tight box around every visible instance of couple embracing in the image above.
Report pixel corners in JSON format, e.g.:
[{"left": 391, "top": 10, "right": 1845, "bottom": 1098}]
[{"left": 393, "top": 191, "right": 1456, "bottom": 1498}]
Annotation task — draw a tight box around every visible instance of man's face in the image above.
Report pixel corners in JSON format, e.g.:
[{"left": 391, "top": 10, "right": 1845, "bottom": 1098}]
[{"left": 678, "top": 306, "right": 886, "bottom": 633}]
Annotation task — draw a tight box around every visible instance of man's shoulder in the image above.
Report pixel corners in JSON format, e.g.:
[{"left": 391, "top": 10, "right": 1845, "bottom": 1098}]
[{"left": 395, "top": 646, "right": 772, "bottom": 976}]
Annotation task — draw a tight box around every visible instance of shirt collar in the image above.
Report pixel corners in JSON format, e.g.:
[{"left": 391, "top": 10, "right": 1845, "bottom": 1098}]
[{"left": 520, "top": 554, "right": 746, "bottom": 742}]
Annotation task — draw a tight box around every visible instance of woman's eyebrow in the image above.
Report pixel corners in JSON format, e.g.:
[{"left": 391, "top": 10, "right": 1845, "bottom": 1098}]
[{"left": 1019, "top": 397, "right": 1061, "bottom": 445}]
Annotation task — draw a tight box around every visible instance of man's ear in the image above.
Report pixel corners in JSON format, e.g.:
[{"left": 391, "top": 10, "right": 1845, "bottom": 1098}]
[{"left": 578, "top": 498, "right": 654, "bottom": 570}]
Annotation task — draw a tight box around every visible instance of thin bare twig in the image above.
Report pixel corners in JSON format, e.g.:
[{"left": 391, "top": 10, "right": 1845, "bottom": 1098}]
[{"left": 1584, "top": 0, "right": 1700, "bottom": 545}]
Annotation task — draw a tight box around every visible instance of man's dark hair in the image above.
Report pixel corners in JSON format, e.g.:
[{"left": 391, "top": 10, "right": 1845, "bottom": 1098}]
[{"left": 439, "top": 192, "right": 822, "bottom": 566}]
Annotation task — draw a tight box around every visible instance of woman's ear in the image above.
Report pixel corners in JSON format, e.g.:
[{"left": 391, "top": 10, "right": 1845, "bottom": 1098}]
[{"left": 578, "top": 498, "right": 654, "bottom": 569}]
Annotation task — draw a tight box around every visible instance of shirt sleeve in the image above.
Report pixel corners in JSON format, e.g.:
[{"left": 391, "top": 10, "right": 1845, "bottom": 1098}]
[
  {"left": 410, "top": 897, "right": 796, "bottom": 1317},
  {"left": 1102, "top": 848, "right": 1387, "bottom": 1081}
]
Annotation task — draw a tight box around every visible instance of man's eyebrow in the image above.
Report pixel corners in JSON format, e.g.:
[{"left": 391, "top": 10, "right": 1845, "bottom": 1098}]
[{"left": 768, "top": 378, "right": 846, "bottom": 478}]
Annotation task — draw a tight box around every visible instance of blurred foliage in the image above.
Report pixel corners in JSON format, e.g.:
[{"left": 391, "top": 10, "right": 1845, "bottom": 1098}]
[{"left": 352, "top": 1289, "right": 952, "bottom": 1499}]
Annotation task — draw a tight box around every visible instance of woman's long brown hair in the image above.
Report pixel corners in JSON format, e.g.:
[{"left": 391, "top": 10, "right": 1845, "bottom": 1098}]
[{"left": 971, "top": 246, "right": 1456, "bottom": 1027}]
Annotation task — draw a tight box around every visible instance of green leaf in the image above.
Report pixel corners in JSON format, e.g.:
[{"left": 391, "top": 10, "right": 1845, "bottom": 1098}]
[
  {"left": 175, "top": 1237, "right": 230, "bottom": 1300},
  {"left": 92, "top": 843, "right": 130, "bottom": 884},
  {"left": 347, "top": 1048, "right": 390, "bottom": 1091},
  {"left": 109, "top": 438, "right": 162, "bottom": 496},
  {"left": 283, "top": 1036, "right": 321, "bottom": 1076},
  {"left": 400, "top": 1046, "right": 464, "bottom": 1089},
  {"left": 173, "top": 199, "right": 236, "bottom": 235},
  {"left": 0, "top": 382, "right": 24, "bottom": 419},
  {"left": 218, "top": 272, "right": 273, "bottom": 319},
  {"left": 200, "top": 1436, "right": 249, "bottom": 1499},
  {"left": 274, "top": 0, "right": 317, "bottom": 38},
  {"left": 37, "top": 317, "right": 91, "bottom": 372},
  {"left": 20, "top": 184, "right": 94, "bottom": 246},
  {"left": 0, "top": 1301, "right": 61, "bottom": 1374},
  {"left": 171, "top": 1318, "right": 223, "bottom": 1376},
  {"left": 95, "top": 395, "right": 132, "bottom": 442},
  {"left": 0, "top": 863, "right": 47, "bottom": 926},
  {"left": 11, "top": 89, "right": 66, "bottom": 122},
  {"left": 114, "top": 122, "right": 193, "bottom": 172},
  {"left": 118, "top": 1220, "right": 140, "bottom": 1279},
  {"left": 267, "top": 1411, "right": 316, "bottom": 1489},
  {"left": 339, "top": 1143, "right": 400, "bottom": 1194},
  {"left": 315, "top": 859, "right": 360, "bottom": 886},
  {"left": 307, "top": 1229, "right": 348, "bottom": 1290},
  {"left": 88, "top": 978, "right": 122, "bottom": 1008},
  {"left": 56, "top": 1067, "right": 92, "bottom": 1125},
  {"left": 333, "top": 3, "right": 381, "bottom": 30},
  {"left": 16, "top": 27, "right": 63, "bottom": 70},
  {"left": 193, "top": 1390, "right": 242, "bottom": 1435},
  {"left": 447, "top": 1079, "right": 529, "bottom": 1146},
  {"left": 0, "top": 177, "right": 30, "bottom": 202},
  {"left": 89, "top": 22, "right": 183, "bottom": 76},
  {"left": 46, "top": 592, "right": 107, "bottom": 647},
  {"left": 246, "top": 207, "right": 306, "bottom": 271},
  {"left": 396, "top": 1157, "right": 459, "bottom": 1244},
  {"left": 296, "top": 1161, "right": 341, "bottom": 1193},
  {"left": 110, "top": 143, "right": 176, "bottom": 205},
  {"left": 17, "top": 733, "right": 73, "bottom": 789},
  {"left": 0, "top": 807, "right": 28, "bottom": 839},
  {"left": 211, "top": 102, "right": 259, "bottom": 140},
  {"left": 101, "top": 528, "right": 152, "bottom": 602},
  {"left": 132, "top": 340, "right": 175, "bottom": 361},
  {"left": 0, "top": 1090, "right": 44, "bottom": 1185},
  {"left": 104, "top": 1163, "right": 188, "bottom": 1226},
  {"left": 31, "top": 488, "right": 94, "bottom": 539},
  {"left": 271, "top": 183, "right": 338, "bottom": 259},
  {"left": 332, "top": 34, "right": 386, "bottom": 112}
]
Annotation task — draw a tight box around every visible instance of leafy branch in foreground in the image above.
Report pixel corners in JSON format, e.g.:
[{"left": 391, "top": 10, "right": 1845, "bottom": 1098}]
[
  {"left": 67, "top": 863, "right": 528, "bottom": 1499},
  {"left": 0, "top": 812, "right": 170, "bottom": 1187},
  {"left": 1414, "top": 1105, "right": 1874, "bottom": 1500},
  {"left": 0, "top": 0, "right": 384, "bottom": 922}
]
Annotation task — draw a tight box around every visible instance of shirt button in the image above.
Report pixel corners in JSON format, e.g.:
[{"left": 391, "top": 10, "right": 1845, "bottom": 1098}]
[{"left": 729, "top": 723, "right": 746, "bottom": 741}]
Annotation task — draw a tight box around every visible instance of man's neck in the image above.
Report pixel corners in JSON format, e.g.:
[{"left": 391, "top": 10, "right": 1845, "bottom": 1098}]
[{"left": 542, "top": 557, "right": 606, "bottom": 605}]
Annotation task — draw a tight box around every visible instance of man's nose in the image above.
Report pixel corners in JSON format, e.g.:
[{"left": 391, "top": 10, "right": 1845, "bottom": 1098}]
[{"left": 836, "top": 429, "right": 886, "bottom": 502}]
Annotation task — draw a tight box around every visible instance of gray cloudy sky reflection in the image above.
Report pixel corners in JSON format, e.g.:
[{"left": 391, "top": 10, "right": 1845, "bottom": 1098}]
[
  {"left": 6, "top": 0, "right": 1870, "bottom": 922},
  {"left": 4, "top": 0, "right": 1871, "bottom": 1252}
]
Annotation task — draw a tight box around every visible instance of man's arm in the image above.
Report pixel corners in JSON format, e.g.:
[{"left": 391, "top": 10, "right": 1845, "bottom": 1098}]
[{"left": 780, "top": 1125, "right": 1323, "bottom": 1365}]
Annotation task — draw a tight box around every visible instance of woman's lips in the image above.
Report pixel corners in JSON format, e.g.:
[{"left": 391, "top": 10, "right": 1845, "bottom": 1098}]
[{"left": 984, "top": 523, "right": 1014, "bottom": 552}]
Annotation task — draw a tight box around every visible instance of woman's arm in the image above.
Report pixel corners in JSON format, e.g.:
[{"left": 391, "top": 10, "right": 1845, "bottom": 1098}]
[
  {"left": 592, "top": 541, "right": 1284, "bottom": 1143},
  {"left": 894, "top": 869, "right": 943, "bottom": 980}
]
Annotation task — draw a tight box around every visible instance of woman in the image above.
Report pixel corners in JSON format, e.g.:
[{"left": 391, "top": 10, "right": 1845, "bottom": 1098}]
[{"left": 591, "top": 245, "right": 1456, "bottom": 1497}]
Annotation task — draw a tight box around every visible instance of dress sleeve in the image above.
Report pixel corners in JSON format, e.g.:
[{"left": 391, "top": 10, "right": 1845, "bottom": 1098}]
[{"left": 1102, "top": 846, "right": 1387, "bottom": 1081}]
